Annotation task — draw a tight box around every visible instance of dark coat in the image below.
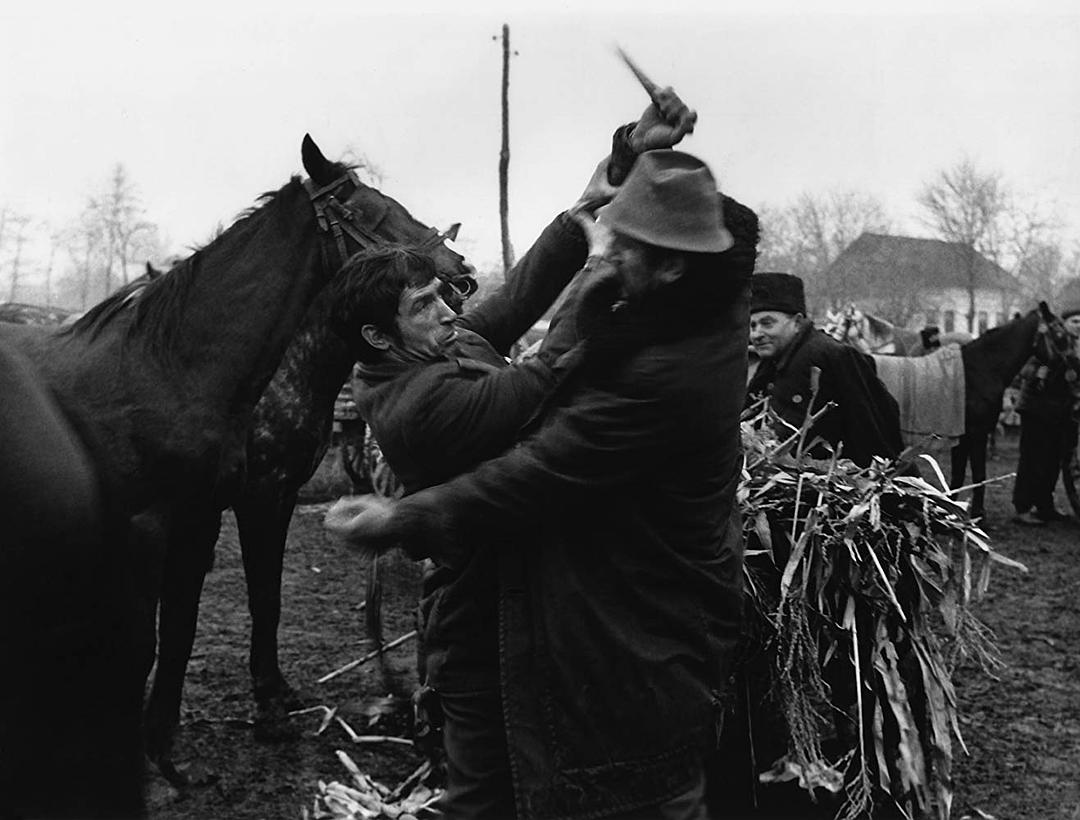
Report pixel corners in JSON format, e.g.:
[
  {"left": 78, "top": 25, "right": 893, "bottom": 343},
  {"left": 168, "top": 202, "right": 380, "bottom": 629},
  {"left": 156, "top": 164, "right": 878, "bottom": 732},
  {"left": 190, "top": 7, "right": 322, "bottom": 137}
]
[
  {"left": 395, "top": 196, "right": 758, "bottom": 819},
  {"left": 747, "top": 323, "right": 902, "bottom": 466},
  {"left": 355, "top": 212, "right": 588, "bottom": 691},
  {"left": 1016, "top": 355, "right": 1073, "bottom": 418}
]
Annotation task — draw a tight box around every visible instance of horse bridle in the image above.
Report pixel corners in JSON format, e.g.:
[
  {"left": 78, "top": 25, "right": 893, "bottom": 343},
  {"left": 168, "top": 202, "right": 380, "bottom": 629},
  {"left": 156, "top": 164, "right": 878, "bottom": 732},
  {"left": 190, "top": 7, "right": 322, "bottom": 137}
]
[
  {"left": 1034, "top": 312, "right": 1073, "bottom": 366},
  {"left": 304, "top": 171, "right": 468, "bottom": 295}
]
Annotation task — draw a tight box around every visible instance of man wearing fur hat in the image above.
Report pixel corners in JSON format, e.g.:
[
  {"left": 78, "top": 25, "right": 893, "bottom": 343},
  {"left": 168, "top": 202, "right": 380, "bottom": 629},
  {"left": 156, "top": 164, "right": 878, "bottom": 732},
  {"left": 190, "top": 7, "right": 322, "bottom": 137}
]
[
  {"left": 1011, "top": 303, "right": 1080, "bottom": 524},
  {"left": 746, "top": 272, "right": 902, "bottom": 466},
  {"left": 328, "top": 148, "right": 758, "bottom": 819}
]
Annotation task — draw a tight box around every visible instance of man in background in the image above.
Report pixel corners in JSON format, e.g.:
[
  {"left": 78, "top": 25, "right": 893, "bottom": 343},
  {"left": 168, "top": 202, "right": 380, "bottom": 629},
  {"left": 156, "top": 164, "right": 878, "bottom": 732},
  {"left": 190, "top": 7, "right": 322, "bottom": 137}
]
[
  {"left": 747, "top": 271, "right": 902, "bottom": 466},
  {"left": 1011, "top": 303, "right": 1080, "bottom": 525}
]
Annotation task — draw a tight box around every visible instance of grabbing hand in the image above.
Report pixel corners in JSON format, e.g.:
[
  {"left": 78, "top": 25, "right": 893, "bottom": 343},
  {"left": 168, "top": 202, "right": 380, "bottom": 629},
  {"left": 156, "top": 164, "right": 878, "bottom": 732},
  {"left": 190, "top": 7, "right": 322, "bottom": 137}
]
[
  {"left": 568, "top": 207, "right": 614, "bottom": 259},
  {"left": 569, "top": 156, "right": 620, "bottom": 220},
  {"left": 324, "top": 494, "right": 398, "bottom": 557},
  {"left": 630, "top": 86, "right": 697, "bottom": 152},
  {"left": 542, "top": 253, "right": 622, "bottom": 359}
]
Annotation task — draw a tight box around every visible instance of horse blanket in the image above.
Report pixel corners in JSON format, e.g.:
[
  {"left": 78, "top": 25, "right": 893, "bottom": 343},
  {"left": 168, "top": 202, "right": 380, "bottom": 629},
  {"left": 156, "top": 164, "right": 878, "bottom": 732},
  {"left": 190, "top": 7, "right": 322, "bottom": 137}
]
[{"left": 872, "top": 344, "right": 966, "bottom": 448}]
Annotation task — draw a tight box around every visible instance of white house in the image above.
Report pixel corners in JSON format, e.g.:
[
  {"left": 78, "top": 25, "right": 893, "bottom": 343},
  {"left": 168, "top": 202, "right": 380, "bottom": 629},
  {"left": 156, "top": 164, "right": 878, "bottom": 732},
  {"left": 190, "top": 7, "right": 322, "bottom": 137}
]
[{"left": 821, "top": 233, "right": 1028, "bottom": 335}]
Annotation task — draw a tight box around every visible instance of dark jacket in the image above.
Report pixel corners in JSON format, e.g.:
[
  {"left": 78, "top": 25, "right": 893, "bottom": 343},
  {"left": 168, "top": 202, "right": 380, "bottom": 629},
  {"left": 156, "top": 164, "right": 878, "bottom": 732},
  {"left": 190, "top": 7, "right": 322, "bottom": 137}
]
[
  {"left": 355, "top": 212, "right": 588, "bottom": 691},
  {"left": 1016, "top": 355, "right": 1073, "bottom": 419},
  {"left": 395, "top": 196, "right": 758, "bottom": 819},
  {"left": 747, "top": 322, "right": 902, "bottom": 466}
]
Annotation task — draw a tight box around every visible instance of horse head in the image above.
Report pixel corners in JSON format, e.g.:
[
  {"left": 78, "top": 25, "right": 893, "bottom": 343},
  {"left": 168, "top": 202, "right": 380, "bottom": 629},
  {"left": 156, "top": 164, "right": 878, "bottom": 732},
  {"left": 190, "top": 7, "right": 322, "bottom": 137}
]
[
  {"left": 1034, "top": 301, "right": 1076, "bottom": 367},
  {"left": 823, "top": 303, "right": 882, "bottom": 353},
  {"left": 824, "top": 304, "right": 861, "bottom": 342},
  {"left": 301, "top": 134, "right": 475, "bottom": 308}
]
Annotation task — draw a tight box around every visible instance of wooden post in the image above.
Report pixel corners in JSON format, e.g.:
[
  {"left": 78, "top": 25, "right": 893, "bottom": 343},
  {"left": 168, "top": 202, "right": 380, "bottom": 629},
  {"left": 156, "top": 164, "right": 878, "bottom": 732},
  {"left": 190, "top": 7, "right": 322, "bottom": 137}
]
[{"left": 499, "top": 23, "right": 516, "bottom": 278}]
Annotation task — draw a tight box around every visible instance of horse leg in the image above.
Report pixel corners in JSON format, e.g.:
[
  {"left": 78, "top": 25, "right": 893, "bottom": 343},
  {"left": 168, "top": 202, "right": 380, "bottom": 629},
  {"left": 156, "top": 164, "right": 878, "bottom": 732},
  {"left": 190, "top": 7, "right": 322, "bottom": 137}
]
[
  {"left": 235, "top": 488, "right": 303, "bottom": 738},
  {"left": 143, "top": 507, "right": 221, "bottom": 785},
  {"left": 969, "top": 431, "right": 989, "bottom": 519},
  {"left": 950, "top": 437, "right": 969, "bottom": 499}
]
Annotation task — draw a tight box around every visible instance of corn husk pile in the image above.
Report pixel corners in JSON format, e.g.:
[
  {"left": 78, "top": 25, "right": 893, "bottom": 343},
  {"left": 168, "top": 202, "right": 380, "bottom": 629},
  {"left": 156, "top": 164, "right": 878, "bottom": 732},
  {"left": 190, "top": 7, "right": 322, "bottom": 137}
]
[
  {"left": 737, "top": 399, "right": 1026, "bottom": 820},
  {"left": 302, "top": 751, "right": 442, "bottom": 820}
]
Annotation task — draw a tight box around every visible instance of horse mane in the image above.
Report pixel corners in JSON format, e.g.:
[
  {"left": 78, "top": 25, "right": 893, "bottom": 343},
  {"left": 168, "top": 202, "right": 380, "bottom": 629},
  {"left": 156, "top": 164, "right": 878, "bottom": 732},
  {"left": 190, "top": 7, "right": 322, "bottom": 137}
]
[
  {"left": 966, "top": 307, "right": 1035, "bottom": 347},
  {"left": 59, "top": 172, "right": 342, "bottom": 357},
  {"left": 61, "top": 276, "right": 158, "bottom": 342}
]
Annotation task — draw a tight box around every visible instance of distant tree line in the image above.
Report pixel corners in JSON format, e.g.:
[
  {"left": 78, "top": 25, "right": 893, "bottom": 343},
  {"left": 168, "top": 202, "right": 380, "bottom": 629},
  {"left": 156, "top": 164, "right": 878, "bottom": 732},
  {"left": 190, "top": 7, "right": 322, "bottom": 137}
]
[
  {"left": 755, "top": 158, "right": 1080, "bottom": 328},
  {"left": 0, "top": 164, "right": 165, "bottom": 310},
  {"left": 0, "top": 152, "right": 391, "bottom": 313},
  {"left": 4, "top": 156, "right": 1079, "bottom": 326}
]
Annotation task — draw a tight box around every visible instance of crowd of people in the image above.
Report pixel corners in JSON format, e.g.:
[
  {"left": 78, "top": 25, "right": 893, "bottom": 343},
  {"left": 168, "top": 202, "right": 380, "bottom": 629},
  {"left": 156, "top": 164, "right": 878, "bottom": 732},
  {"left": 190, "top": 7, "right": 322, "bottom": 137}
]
[
  {"left": 325, "top": 85, "right": 1080, "bottom": 817},
  {"left": 4, "top": 79, "right": 1079, "bottom": 820},
  {"left": 324, "top": 88, "right": 916, "bottom": 819}
]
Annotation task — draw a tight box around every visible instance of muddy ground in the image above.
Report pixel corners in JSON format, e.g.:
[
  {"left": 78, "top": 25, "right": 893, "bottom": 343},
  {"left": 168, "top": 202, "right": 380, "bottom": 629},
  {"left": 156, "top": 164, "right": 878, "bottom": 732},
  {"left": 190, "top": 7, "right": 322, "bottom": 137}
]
[{"left": 146, "top": 432, "right": 1079, "bottom": 820}]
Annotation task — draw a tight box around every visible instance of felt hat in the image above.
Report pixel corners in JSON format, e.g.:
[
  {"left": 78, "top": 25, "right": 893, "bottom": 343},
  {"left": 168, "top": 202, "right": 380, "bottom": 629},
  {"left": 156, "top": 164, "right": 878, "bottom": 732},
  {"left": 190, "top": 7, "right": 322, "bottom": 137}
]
[
  {"left": 1061, "top": 304, "right": 1080, "bottom": 320},
  {"left": 750, "top": 272, "right": 806, "bottom": 315},
  {"left": 602, "top": 150, "right": 734, "bottom": 253}
]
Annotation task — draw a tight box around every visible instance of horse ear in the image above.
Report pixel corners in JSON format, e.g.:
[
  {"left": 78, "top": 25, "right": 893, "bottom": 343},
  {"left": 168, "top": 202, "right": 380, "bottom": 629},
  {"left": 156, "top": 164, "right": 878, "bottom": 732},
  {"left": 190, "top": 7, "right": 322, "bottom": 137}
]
[
  {"left": 1038, "top": 301, "right": 1052, "bottom": 319},
  {"left": 301, "top": 134, "right": 335, "bottom": 185},
  {"left": 444, "top": 223, "right": 461, "bottom": 242},
  {"left": 145, "top": 261, "right": 162, "bottom": 280}
]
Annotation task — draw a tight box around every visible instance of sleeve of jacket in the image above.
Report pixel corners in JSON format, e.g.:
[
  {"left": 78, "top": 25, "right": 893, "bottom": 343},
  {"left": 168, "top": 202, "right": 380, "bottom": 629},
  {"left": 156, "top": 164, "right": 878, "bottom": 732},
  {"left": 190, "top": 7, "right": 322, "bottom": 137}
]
[
  {"left": 825, "top": 345, "right": 903, "bottom": 465},
  {"left": 457, "top": 213, "right": 588, "bottom": 357},
  {"left": 403, "top": 357, "right": 561, "bottom": 477},
  {"left": 395, "top": 365, "right": 676, "bottom": 563}
]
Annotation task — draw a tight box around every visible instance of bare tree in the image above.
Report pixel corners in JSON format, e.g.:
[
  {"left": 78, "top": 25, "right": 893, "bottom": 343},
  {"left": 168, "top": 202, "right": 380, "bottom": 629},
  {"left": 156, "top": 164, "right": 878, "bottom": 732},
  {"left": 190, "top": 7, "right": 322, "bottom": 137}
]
[
  {"left": 1001, "top": 197, "right": 1062, "bottom": 299},
  {"left": 58, "top": 210, "right": 107, "bottom": 310},
  {"left": 2, "top": 211, "right": 33, "bottom": 302},
  {"left": 41, "top": 224, "right": 60, "bottom": 307},
  {"left": 917, "top": 158, "right": 1009, "bottom": 333},
  {"left": 918, "top": 158, "right": 1065, "bottom": 330},
  {"left": 754, "top": 204, "right": 800, "bottom": 274},
  {"left": 86, "top": 164, "right": 160, "bottom": 292},
  {"left": 0, "top": 208, "right": 7, "bottom": 269},
  {"left": 1016, "top": 240, "right": 1064, "bottom": 302},
  {"left": 1063, "top": 242, "right": 1080, "bottom": 284},
  {"left": 757, "top": 190, "right": 890, "bottom": 313}
]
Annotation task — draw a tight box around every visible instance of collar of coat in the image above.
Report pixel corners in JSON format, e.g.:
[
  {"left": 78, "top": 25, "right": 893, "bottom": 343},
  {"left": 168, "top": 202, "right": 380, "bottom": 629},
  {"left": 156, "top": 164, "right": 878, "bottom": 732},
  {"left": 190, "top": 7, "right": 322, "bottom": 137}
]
[
  {"left": 766, "top": 319, "right": 816, "bottom": 375},
  {"left": 354, "top": 350, "right": 500, "bottom": 387}
]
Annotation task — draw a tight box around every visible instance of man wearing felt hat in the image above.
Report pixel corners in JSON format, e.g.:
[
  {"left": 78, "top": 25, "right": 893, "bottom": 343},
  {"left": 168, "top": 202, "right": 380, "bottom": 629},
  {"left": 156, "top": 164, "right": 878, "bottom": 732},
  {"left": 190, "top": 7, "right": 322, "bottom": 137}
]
[
  {"left": 329, "top": 146, "right": 758, "bottom": 819},
  {"left": 746, "top": 271, "right": 902, "bottom": 467}
]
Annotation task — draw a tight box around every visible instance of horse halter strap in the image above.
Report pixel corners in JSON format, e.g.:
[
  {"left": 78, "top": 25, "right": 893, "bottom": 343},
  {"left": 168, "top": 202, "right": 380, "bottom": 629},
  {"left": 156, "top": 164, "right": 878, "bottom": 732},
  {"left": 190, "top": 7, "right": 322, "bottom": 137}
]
[
  {"left": 304, "top": 171, "right": 460, "bottom": 274},
  {"left": 305, "top": 171, "right": 386, "bottom": 271}
]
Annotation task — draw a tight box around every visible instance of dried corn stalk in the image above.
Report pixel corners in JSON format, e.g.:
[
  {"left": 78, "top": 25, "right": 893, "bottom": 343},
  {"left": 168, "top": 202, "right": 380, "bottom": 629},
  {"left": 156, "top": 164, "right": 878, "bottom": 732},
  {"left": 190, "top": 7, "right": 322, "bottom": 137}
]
[
  {"left": 303, "top": 751, "right": 442, "bottom": 820},
  {"left": 739, "top": 401, "right": 1024, "bottom": 820}
]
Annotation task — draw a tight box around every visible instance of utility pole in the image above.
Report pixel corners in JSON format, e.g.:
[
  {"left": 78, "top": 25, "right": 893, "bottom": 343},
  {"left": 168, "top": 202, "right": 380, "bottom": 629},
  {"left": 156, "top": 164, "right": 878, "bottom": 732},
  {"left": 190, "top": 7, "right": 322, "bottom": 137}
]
[{"left": 498, "top": 23, "right": 516, "bottom": 278}]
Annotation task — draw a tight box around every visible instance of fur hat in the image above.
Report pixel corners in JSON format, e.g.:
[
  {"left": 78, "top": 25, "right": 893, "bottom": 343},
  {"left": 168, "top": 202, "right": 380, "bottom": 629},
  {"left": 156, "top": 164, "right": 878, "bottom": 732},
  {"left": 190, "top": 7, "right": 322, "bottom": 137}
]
[
  {"left": 750, "top": 272, "right": 806, "bottom": 315},
  {"left": 601, "top": 150, "right": 734, "bottom": 253}
]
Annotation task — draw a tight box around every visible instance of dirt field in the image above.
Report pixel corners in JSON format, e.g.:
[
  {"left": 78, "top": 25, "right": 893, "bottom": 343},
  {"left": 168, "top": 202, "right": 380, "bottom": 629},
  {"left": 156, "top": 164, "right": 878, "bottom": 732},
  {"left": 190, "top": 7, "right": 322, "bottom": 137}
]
[{"left": 146, "top": 431, "right": 1080, "bottom": 820}]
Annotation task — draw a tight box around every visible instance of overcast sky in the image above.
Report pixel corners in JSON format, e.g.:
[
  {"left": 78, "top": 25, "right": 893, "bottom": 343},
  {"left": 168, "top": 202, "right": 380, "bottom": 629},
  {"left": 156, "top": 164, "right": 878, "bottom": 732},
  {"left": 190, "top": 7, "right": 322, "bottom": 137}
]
[{"left": 3, "top": 0, "right": 1080, "bottom": 282}]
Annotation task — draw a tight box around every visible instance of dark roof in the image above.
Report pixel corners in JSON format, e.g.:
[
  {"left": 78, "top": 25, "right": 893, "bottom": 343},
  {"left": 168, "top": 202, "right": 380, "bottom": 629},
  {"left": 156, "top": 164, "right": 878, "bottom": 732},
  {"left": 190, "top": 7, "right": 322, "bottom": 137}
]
[
  {"left": 1055, "top": 277, "right": 1080, "bottom": 312},
  {"left": 825, "top": 233, "right": 1023, "bottom": 295}
]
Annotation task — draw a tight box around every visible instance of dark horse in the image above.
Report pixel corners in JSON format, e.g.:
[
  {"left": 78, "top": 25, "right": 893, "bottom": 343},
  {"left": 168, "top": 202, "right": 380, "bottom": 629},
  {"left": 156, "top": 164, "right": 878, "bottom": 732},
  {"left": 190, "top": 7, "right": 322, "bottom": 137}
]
[
  {"left": 0, "top": 135, "right": 460, "bottom": 783},
  {"left": 949, "top": 303, "right": 1072, "bottom": 517},
  {"left": 843, "top": 303, "right": 1070, "bottom": 518},
  {"left": 143, "top": 174, "right": 472, "bottom": 778},
  {"left": 1, "top": 339, "right": 144, "bottom": 818}
]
